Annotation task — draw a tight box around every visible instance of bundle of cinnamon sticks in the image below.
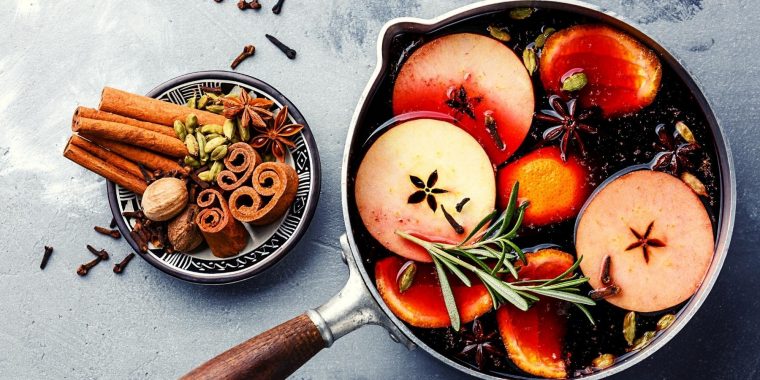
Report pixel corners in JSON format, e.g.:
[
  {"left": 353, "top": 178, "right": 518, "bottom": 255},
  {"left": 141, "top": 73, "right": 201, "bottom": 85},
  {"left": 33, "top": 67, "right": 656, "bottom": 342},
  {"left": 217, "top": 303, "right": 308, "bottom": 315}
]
[{"left": 63, "top": 87, "right": 226, "bottom": 194}]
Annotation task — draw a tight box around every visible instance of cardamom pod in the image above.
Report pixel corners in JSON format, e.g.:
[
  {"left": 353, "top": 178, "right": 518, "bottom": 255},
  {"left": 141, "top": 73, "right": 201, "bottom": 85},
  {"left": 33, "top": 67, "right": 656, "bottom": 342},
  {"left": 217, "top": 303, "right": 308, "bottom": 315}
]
[
  {"left": 535, "top": 27, "right": 556, "bottom": 48},
  {"left": 675, "top": 121, "right": 697, "bottom": 144},
  {"left": 510, "top": 7, "right": 534, "bottom": 20},
  {"left": 206, "top": 105, "right": 224, "bottom": 114},
  {"left": 196, "top": 132, "right": 208, "bottom": 163},
  {"left": 223, "top": 119, "right": 236, "bottom": 140},
  {"left": 204, "top": 133, "right": 223, "bottom": 141},
  {"left": 210, "top": 160, "right": 224, "bottom": 181},
  {"left": 183, "top": 155, "right": 200, "bottom": 168},
  {"left": 592, "top": 354, "right": 615, "bottom": 370},
  {"left": 187, "top": 95, "right": 197, "bottom": 109},
  {"left": 185, "top": 134, "right": 199, "bottom": 157},
  {"left": 628, "top": 331, "right": 656, "bottom": 352},
  {"left": 487, "top": 25, "right": 511, "bottom": 42},
  {"left": 210, "top": 145, "right": 228, "bottom": 161},
  {"left": 238, "top": 122, "right": 250, "bottom": 142},
  {"left": 205, "top": 136, "right": 227, "bottom": 153},
  {"left": 197, "top": 170, "right": 214, "bottom": 182},
  {"left": 186, "top": 114, "right": 198, "bottom": 133},
  {"left": 562, "top": 72, "right": 588, "bottom": 92},
  {"left": 200, "top": 124, "right": 224, "bottom": 135},
  {"left": 396, "top": 261, "right": 417, "bottom": 293},
  {"left": 656, "top": 314, "right": 676, "bottom": 331},
  {"left": 623, "top": 311, "right": 636, "bottom": 346},
  {"left": 523, "top": 47, "right": 537, "bottom": 75},
  {"left": 197, "top": 95, "right": 209, "bottom": 110},
  {"left": 173, "top": 120, "right": 187, "bottom": 141},
  {"left": 680, "top": 172, "right": 708, "bottom": 197},
  {"left": 206, "top": 92, "right": 219, "bottom": 102}
]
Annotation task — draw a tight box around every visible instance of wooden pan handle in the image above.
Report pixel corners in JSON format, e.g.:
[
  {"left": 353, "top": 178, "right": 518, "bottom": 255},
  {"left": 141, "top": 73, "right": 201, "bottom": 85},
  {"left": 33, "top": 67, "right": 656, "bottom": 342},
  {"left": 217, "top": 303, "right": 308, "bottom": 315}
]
[{"left": 181, "top": 314, "right": 326, "bottom": 380}]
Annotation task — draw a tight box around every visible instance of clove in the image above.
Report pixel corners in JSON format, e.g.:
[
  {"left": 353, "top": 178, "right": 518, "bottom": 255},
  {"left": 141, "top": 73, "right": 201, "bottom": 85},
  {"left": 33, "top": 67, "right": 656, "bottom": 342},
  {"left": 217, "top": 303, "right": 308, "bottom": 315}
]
[
  {"left": 122, "top": 210, "right": 144, "bottom": 219},
  {"left": 237, "top": 0, "right": 261, "bottom": 10},
  {"left": 272, "top": 0, "right": 285, "bottom": 14},
  {"left": 94, "top": 226, "right": 121, "bottom": 239},
  {"left": 231, "top": 45, "right": 256, "bottom": 70},
  {"left": 86, "top": 244, "right": 110, "bottom": 261},
  {"left": 199, "top": 85, "right": 223, "bottom": 94},
  {"left": 455, "top": 197, "right": 470, "bottom": 212},
  {"left": 40, "top": 246, "right": 54, "bottom": 270},
  {"left": 589, "top": 284, "right": 620, "bottom": 300},
  {"left": 266, "top": 34, "right": 297, "bottom": 59},
  {"left": 77, "top": 256, "right": 103, "bottom": 276},
  {"left": 113, "top": 253, "right": 136, "bottom": 274},
  {"left": 441, "top": 205, "right": 465, "bottom": 234},
  {"left": 600, "top": 255, "right": 612, "bottom": 285}
]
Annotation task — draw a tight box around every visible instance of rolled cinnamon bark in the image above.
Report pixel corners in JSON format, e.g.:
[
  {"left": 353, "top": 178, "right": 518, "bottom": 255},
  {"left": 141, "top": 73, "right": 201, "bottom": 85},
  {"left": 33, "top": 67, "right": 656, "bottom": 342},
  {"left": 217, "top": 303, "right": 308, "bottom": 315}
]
[
  {"left": 74, "top": 106, "right": 175, "bottom": 137},
  {"left": 195, "top": 189, "right": 249, "bottom": 258},
  {"left": 63, "top": 141, "right": 147, "bottom": 194},
  {"left": 73, "top": 117, "right": 187, "bottom": 157},
  {"left": 217, "top": 143, "right": 262, "bottom": 192},
  {"left": 69, "top": 135, "right": 144, "bottom": 180},
  {"left": 99, "top": 87, "right": 226, "bottom": 127},
  {"left": 84, "top": 136, "right": 185, "bottom": 173},
  {"left": 228, "top": 162, "right": 298, "bottom": 225}
]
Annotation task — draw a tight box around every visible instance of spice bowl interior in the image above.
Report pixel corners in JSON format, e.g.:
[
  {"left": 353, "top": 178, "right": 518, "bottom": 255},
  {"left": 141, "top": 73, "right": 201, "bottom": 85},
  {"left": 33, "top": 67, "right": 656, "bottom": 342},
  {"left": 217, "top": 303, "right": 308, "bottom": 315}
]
[
  {"left": 108, "top": 70, "right": 321, "bottom": 285},
  {"left": 341, "top": 1, "right": 736, "bottom": 379}
]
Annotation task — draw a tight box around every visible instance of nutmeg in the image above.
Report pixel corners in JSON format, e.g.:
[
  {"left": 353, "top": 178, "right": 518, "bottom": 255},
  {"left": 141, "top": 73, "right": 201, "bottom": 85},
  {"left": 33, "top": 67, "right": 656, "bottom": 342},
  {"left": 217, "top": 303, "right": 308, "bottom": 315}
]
[
  {"left": 168, "top": 205, "right": 204, "bottom": 252},
  {"left": 141, "top": 177, "right": 188, "bottom": 221}
]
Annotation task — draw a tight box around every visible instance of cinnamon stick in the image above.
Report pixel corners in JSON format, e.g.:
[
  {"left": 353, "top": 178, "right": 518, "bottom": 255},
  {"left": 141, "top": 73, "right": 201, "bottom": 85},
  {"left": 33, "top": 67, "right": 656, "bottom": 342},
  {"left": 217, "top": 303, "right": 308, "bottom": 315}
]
[
  {"left": 73, "top": 117, "right": 187, "bottom": 157},
  {"left": 69, "top": 135, "right": 144, "bottom": 180},
  {"left": 63, "top": 142, "right": 147, "bottom": 194},
  {"left": 99, "top": 87, "right": 226, "bottom": 127},
  {"left": 74, "top": 106, "right": 175, "bottom": 137},
  {"left": 84, "top": 136, "right": 185, "bottom": 174},
  {"left": 228, "top": 162, "right": 298, "bottom": 225},
  {"left": 217, "top": 142, "right": 262, "bottom": 192},
  {"left": 195, "top": 189, "right": 249, "bottom": 258}
]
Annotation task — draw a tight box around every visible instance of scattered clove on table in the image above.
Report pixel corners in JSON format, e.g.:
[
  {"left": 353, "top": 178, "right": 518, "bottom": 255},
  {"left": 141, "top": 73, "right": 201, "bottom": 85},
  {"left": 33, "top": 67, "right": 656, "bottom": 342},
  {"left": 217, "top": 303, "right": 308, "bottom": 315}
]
[
  {"left": 272, "top": 0, "right": 285, "bottom": 14},
  {"left": 86, "top": 245, "right": 110, "bottom": 261},
  {"left": 77, "top": 256, "right": 103, "bottom": 276},
  {"left": 231, "top": 45, "right": 256, "bottom": 69},
  {"left": 113, "top": 253, "right": 136, "bottom": 274},
  {"left": 265, "top": 34, "right": 296, "bottom": 59},
  {"left": 40, "top": 246, "right": 54, "bottom": 270},
  {"left": 94, "top": 226, "right": 121, "bottom": 239}
]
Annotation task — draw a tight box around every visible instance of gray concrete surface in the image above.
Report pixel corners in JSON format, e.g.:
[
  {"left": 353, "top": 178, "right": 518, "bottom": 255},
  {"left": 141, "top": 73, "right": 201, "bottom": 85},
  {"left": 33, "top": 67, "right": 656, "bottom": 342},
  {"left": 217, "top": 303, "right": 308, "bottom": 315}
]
[{"left": 0, "top": 0, "right": 758, "bottom": 379}]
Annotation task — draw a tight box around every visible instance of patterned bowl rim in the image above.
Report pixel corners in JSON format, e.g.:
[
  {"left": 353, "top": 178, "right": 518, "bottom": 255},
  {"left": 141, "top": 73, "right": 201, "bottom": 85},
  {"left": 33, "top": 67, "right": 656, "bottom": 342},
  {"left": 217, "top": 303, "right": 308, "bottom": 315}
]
[{"left": 107, "top": 70, "right": 321, "bottom": 285}]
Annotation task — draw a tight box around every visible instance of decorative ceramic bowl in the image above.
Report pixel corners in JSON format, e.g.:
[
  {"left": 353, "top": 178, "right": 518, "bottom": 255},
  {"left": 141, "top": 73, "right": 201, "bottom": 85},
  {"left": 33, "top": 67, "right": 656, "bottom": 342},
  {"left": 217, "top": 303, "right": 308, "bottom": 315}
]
[{"left": 108, "top": 71, "right": 321, "bottom": 284}]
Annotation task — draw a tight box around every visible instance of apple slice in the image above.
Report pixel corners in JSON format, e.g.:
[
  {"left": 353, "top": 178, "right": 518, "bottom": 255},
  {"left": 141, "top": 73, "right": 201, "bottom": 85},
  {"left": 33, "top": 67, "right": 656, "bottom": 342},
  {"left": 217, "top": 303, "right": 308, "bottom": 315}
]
[
  {"left": 540, "top": 24, "right": 662, "bottom": 118},
  {"left": 376, "top": 256, "right": 492, "bottom": 328},
  {"left": 497, "top": 249, "right": 574, "bottom": 379},
  {"left": 497, "top": 146, "right": 590, "bottom": 227},
  {"left": 355, "top": 118, "right": 495, "bottom": 262},
  {"left": 393, "top": 33, "right": 534, "bottom": 165},
  {"left": 576, "top": 170, "right": 714, "bottom": 312}
]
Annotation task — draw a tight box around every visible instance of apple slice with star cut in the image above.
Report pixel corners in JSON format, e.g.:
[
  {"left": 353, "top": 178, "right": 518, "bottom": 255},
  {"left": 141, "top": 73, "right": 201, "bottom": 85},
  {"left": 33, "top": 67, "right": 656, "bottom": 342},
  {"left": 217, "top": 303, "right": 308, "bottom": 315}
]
[
  {"left": 392, "top": 33, "right": 535, "bottom": 166},
  {"left": 354, "top": 118, "right": 495, "bottom": 263},
  {"left": 575, "top": 170, "right": 714, "bottom": 312}
]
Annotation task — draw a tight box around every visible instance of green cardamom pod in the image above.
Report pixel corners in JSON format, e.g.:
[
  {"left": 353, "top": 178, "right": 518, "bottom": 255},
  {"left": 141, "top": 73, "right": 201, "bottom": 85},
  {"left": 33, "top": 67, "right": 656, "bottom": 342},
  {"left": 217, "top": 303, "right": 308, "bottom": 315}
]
[
  {"left": 187, "top": 95, "right": 197, "bottom": 109},
  {"left": 656, "top": 314, "right": 676, "bottom": 331},
  {"left": 186, "top": 114, "right": 198, "bottom": 133},
  {"left": 183, "top": 155, "right": 200, "bottom": 168},
  {"left": 623, "top": 311, "right": 636, "bottom": 346},
  {"left": 210, "top": 161, "right": 224, "bottom": 181},
  {"left": 205, "top": 136, "right": 226, "bottom": 153},
  {"left": 185, "top": 134, "right": 199, "bottom": 157},
  {"left": 487, "top": 25, "right": 511, "bottom": 42},
  {"left": 197, "top": 95, "right": 209, "bottom": 110},
  {"left": 675, "top": 121, "right": 696, "bottom": 144},
  {"left": 562, "top": 72, "right": 588, "bottom": 92},
  {"left": 223, "top": 119, "right": 236, "bottom": 140},
  {"left": 197, "top": 170, "right": 214, "bottom": 182},
  {"left": 510, "top": 7, "right": 534, "bottom": 20},
  {"left": 173, "top": 120, "right": 187, "bottom": 141},
  {"left": 522, "top": 47, "right": 537, "bottom": 76},
  {"left": 237, "top": 122, "right": 250, "bottom": 142},
  {"left": 196, "top": 131, "right": 208, "bottom": 163},
  {"left": 204, "top": 133, "right": 222, "bottom": 141},
  {"left": 210, "top": 145, "right": 228, "bottom": 161},
  {"left": 206, "top": 105, "right": 224, "bottom": 114},
  {"left": 535, "top": 27, "right": 556, "bottom": 48},
  {"left": 397, "top": 261, "right": 417, "bottom": 293},
  {"left": 206, "top": 93, "right": 219, "bottom": 102},
  {"left": 200, "top": 124, "right": 224, "bottom": 135}
]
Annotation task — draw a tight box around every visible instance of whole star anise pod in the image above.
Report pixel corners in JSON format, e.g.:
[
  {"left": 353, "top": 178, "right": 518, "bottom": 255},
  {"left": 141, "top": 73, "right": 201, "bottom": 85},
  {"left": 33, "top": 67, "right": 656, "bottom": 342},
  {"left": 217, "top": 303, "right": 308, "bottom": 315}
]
[
  {"left": 651, "top": 123, "right": 699, "bottom": 174},
  {"left": 222, "top": 89, "right": 274, "bottom": 129},
  {"left": 535, "top": 95, "right": 598, "bottom": 162},
  {"left": 458, "top": 319, "right": 505, "bottom": 371},
  {"left": 250, "top": 105, "right": 304, "bottom": 162}
]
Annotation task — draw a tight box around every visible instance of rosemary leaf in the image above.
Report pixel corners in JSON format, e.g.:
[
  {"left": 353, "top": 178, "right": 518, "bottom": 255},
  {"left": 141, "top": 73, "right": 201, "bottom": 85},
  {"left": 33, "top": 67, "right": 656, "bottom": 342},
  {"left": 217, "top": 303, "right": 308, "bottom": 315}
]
[
  {"left": 529, "top": 288, "right": 596, "bottom": 306},
  {"left": 541, "top": 255, "right": 584, "bottom": 287},
  {"left": 432, "top": 256, "right": 461, "bottom": 330},
  {"left": 435, "top": 252, "right": 472, "bottom": 287},
  {"left": 538, "top": 277, "right": 589, "bottom": 290},
  {"left": 504, "top": 239, "right": 525, "bottom": 265},
  {"left": 461, "top": 209, "right": 497, "bottom": 245},
  {"left": 477, "top": 271, "right": 529, "bottom": 311},
  {"left": 455, "top": 249, "right": 493, "bottom": 272},
  {"left": 575, "top": 303, "right": 597, "bottom": 325}
]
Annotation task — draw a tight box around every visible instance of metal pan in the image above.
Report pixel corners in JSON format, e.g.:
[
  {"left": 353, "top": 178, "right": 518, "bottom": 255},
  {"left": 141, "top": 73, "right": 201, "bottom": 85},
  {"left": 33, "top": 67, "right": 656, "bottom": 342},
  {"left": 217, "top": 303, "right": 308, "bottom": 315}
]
[{"left": 181, "top": 1, "right": 736, "bottom": 379}]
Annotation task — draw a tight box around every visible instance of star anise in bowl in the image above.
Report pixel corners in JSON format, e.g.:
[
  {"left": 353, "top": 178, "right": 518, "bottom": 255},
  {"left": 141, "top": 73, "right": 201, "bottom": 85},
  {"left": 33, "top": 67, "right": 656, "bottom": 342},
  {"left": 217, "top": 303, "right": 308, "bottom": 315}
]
[
  {"left": 222, "top": 89, "right": 274, "bottom": 129},
  {"left": 651, "top": 123, "right": 699, "bottom": 174},
  {"left": 457, "top": 318, "right": 505, "bottom": 371},
  {"left": 250, "top": 105, "right": 304, "bottom": 162},
  {"left": 535, "top": 95, "right": 598, "bottom": 162}
]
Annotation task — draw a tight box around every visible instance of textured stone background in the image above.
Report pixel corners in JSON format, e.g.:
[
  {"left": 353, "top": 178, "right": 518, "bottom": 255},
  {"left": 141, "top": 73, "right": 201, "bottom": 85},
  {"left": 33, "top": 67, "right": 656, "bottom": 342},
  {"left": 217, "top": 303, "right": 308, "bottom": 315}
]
[{"left": 0, "top": 0, "right": 757, "bottom": 379}]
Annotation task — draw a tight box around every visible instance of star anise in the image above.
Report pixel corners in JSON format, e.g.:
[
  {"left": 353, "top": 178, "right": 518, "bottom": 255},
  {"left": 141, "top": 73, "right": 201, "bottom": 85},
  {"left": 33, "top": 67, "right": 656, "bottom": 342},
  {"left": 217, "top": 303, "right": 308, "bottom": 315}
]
[
  {"left": 535, "top": 95, "right": 598, "bottom": 162},
  {"left": 445, "top": 85, "right": 481, "bottom": 120},
  {"left": 651, "top": 123, "right": 699, "bottom": 174},
  {"left": 624, "top": 221, "right": 666, "bottom": 263},
  {"left": 408, "top": 170, "right": 448, "bottom": 212},
  {"left": 458, "top": 319, "right": 505, "bottom": 371},
  {"left": 250, "top": 105, "right": 304, "bottom": 162},
  {"left": 222, "top": 89, "right": 274, "bottom": 129}
]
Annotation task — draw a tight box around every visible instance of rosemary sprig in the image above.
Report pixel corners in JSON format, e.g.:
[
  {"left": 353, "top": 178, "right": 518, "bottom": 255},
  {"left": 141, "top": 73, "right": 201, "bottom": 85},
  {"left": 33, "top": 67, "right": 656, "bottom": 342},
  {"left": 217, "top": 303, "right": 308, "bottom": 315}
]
[{"left": 396, "top": 182, "right": 595, "bottom": 331}]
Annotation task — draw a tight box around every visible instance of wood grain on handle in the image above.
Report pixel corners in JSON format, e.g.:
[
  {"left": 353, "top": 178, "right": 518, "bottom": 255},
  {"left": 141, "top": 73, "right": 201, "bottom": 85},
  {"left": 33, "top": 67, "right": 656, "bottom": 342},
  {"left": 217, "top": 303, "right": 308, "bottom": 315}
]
[{"left": 181, "top": 314, "right": 326, "bottom": 380}]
